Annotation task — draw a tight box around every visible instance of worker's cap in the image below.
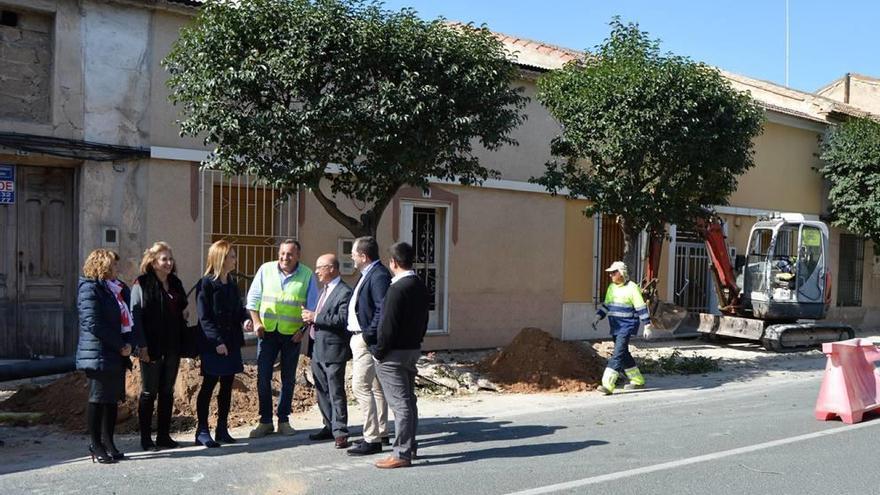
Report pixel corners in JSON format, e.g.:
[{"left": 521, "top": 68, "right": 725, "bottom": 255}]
[{"left": 605, "top": 261, "right": 627, "bottom": 273}]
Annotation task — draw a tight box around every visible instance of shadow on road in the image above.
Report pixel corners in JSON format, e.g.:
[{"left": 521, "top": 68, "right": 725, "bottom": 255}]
[{"left": 417, "top": 440, "right": 607, "bottom": 465}]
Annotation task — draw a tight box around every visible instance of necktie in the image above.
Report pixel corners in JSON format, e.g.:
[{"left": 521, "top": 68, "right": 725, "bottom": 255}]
[{"left": 310, "top": 286, "right": 329, "bottom": 339}]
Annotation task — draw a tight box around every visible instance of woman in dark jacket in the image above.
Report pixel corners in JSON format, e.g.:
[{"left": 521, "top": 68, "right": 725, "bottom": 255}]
[
  {"left": 131, "top": 242, "right": 188, "bottom": 451},
  {"left": 195, "top": 240, "right": 252, "bottom": 448},
  {"left": 75, "top": 249, "right": 133, "bottom": 464}
]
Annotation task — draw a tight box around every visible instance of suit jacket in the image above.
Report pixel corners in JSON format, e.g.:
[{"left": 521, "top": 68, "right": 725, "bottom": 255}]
[
  {"left": 309, "top": 280, "right": 353, "bottom": 363},
  {"left": 374, "top": 274, "right": 430, "bottom": 361},
  {"left": 354, "top": 262, "right": 392, "bottom": 351}
]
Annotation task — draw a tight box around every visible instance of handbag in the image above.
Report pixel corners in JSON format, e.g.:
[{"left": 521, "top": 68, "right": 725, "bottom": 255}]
[
  {"left": 179, "top": 279, "right": 203, "bottom": 359},
  {"left": 179, "top": 322, "right": 202, "bottom": 359}
]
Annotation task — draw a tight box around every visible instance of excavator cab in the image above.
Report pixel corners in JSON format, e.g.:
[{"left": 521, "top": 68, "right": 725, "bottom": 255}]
[{"left": 741, "top": 214, "right": 829, "bottom": 321}]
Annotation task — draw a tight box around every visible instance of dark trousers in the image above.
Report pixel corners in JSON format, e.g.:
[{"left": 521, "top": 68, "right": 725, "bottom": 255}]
[
  {"left": 196, "top": 374, "right": 234, "bottom": 432},
  {"left": 257, "top": 331, "right": 301, "bottom": 424},
  {"left": 311, "top": 359, "right": 348, "bottom": 438},
  {"left": 608, "top": 333, "right": 637, "bottom": 372},
  {"left": 375, "top": 349, "right": 420, "bottom": 461},
  {"left": 140, "top": 354, "right": 180, "bottom": 397},
  {"left": 139, "top": 354, "right": 180, "bottom": 439}
]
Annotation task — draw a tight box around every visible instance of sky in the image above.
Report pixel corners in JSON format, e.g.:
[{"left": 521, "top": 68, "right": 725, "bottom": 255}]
[{"left": 379, "top": 0, "right": 879, "bottom": 93}]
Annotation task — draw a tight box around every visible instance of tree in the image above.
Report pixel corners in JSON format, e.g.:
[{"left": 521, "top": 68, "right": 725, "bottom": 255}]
[
  {"left": 531, "top": 19, "right": 764, "bottom": 272},
  {"left": 819, "top": 116, "right": 880, "bottom": 247},
  {"left": 164, "top": 0, "right": 527, "bottom": 237}
]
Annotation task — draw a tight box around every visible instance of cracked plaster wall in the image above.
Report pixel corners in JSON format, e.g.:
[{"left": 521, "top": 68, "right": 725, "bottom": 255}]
[
  {"left": 0, "top": 9, "right": 52, "bottom": 122},
  {"left": 82, "top": 0, "right": 151, "bottom": 146},
  {"left": 79, "top": 159, "right": 149, "bottom": 283}
]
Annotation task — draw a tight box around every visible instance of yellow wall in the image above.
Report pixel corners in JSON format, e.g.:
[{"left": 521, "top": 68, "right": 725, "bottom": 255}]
[
  {"left": 730, "top": 122, "right": 824, "bottom": 214},
  {"left": 562, "top": 200, "right": 593, "bottom": 302}
]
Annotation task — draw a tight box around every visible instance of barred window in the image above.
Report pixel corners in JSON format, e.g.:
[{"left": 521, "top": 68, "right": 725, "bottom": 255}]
[{"left": 837, "top": 234, "right": 864, "bottom": 307}]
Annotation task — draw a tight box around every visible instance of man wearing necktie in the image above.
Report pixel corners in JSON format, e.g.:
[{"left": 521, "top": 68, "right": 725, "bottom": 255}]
[{"left": 302, "top": 254, "right": 353, "bottom": 448}]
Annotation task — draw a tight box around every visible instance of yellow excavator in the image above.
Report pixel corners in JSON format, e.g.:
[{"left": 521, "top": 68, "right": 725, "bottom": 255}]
[{"left": 642, "top": 212, "right": 854, "bottom": 351}]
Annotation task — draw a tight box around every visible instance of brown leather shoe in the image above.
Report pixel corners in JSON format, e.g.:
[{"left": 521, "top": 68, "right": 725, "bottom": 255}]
[
  {"left": 375, "top": 456, "right": 411, "bottom": 469},
  {"left": 335, "top": 436, "right": 350, "bottom": 449}
]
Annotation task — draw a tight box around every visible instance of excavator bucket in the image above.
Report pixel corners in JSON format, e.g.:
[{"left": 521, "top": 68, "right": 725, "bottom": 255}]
[{"left": 651, "top": 301, "right": 688, "bottom": 331}]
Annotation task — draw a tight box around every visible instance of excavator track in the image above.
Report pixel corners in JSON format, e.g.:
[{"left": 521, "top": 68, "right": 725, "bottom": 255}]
[{"left": 761, "top": 323, "right": 855, "bottom": 352}]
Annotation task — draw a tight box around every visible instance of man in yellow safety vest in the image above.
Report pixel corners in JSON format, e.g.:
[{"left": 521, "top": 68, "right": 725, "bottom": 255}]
[
  {"left": 592, "top": 261, "right": 649, "bottom": 395},
  {"left": 247, "top": 239, "right": 318, "bottom": 437}
]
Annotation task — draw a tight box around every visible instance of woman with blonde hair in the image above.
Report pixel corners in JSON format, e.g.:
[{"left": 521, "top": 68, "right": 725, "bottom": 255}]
[
  {"left": 75, "top": 249, "right": 133, "bottom": 464},
  {"left": 194, "top": 240, "right": 252, "bottom": 447},
  {"left": 131, "top": 241, "right": 188, "bottom": 451}
]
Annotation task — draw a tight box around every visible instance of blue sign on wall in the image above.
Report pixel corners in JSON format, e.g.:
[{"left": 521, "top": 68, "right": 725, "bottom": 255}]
[{"left": 0, "top": 165, "right": 14, "bottom": 204}]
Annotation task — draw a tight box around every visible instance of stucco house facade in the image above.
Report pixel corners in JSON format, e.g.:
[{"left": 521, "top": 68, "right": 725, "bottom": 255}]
[{"left": 0, "top": 0, "right": 877, "bottom": 357}]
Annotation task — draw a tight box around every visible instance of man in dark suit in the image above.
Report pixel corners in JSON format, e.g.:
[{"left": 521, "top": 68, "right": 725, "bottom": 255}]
[
  {"left": 345, "top": 236, "right": 392, "bottom": 456},
  {"left": 373, "top": 242, "right": 430, "bottom": 469},
  {"left": 302, "top": 254, "right": 353, "bottom": 449}
]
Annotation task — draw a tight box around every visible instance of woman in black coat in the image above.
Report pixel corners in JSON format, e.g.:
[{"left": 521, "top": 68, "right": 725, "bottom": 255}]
[
  {"left": 75, "top": 249, "right": 133, "bottom": 464},
  {"left": 131, "top": 242, "right": 188, "bottom": 451},
  {"left": 195, "top": 240, "right": 252, "bottom": 448}
]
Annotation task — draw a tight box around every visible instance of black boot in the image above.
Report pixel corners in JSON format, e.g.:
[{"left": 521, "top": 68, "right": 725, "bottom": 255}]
[
  {"left": 155, "top": 393, "right": 179, "bottom": 449},
  {"left": 138, "top": 393, "right": 158, "bottom": 451},
  {"left": 215, "top": 421, "right": 236, "bottom": 444},
  {"left": 102, "top": 403, "right": 124, "bottom": 460},
  {"left": 88, "top": 403, "right": 116, "bottom": 464}
]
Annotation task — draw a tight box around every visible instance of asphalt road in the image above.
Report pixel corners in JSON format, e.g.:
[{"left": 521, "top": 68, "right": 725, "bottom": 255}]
[{"left": 2, "top": 351, "right": 879, "bottom": 495}]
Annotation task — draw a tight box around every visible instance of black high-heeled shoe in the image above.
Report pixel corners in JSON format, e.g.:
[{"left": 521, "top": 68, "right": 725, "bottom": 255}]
[
  {"left": 89, "top": 444, "right": 117, "bottom": 464},
  {"left": 141, "top": 438, "right": 159, "bottom": 452}
]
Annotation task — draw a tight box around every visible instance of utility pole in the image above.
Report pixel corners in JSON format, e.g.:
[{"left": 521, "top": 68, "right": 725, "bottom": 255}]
[{"left": 785, "top": 0, "right": 790, "bottom": 87}]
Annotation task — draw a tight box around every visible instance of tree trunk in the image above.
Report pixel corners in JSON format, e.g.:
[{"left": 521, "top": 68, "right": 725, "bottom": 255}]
[
  {"left": 309, "top": 178, "right": 401, "bottom": 239},
  {"left": 619, "top": 217, "right": 641, "bottom": 281}
]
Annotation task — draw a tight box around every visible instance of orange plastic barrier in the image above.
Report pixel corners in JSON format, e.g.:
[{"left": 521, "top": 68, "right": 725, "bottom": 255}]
[{"left": 815, "top": 338, "right": 880, "bottom": 424}]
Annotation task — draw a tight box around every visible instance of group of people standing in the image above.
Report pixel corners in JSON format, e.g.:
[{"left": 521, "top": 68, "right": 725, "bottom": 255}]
[{"left": 75, "top": 236, "right": 429, "bottom": 469}]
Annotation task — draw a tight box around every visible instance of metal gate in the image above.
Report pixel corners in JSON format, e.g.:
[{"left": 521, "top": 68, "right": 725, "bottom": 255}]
[
  {"left": 200, "top": 171, "right": 299, "bottom": 296},
  {"left": 597, "top": 214, "right": 625, "bottom": 300},
  {"left": 673, "top": 242, "right": 711, "bottom": 313}
]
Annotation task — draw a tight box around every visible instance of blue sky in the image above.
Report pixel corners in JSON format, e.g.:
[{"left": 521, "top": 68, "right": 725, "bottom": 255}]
[{"left": 380, "top": 0, "right": 879, "bottom": 93}]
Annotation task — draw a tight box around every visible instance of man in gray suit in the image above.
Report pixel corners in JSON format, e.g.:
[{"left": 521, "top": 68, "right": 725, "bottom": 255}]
[{"left": 302, "top": 254, "right": 353, "bottom": 448}]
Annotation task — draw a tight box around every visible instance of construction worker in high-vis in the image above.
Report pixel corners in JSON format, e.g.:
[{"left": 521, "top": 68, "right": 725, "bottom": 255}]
[{"left": 592, "top": 261, "right": 649, "bottom": 395}]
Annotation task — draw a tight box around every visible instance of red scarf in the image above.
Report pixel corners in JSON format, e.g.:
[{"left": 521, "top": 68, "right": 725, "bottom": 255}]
[{"left": 106, "top": 279, "right": 133, "bottom": 334}]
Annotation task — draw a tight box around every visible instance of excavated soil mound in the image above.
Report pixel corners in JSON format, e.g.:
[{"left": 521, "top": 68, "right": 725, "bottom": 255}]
[
  {"left": 477, "top": 327, "right": 606, "bottom": 393},
  {"left": 1, "top": 357, "right": 316, "bottom": 434}
]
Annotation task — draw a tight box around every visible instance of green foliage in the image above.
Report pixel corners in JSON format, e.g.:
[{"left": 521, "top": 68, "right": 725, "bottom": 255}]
[
  {"left": 531, "top": 19, "right": 764, "bottom": 267},
  {"left": 819, "top": 117, "right": 880, "bottom": 246},
  {"left": 164, "top": 0, "right": 527, "bottom": 236},
  {"left": 639, "top": 350, "right": 721, "bottom": 375}
]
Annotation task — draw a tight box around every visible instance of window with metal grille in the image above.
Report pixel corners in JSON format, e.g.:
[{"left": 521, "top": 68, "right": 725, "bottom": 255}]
[
  {"left": 201, "top": 171, "right": 298, "bottom": 297},
  {"left": 837, "top": 234, "right": 864, "bottom": 307}
]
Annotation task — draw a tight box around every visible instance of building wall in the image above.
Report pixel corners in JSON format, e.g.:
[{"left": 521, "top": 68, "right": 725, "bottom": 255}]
[
  {"left": 145, "top": 160, "right": 201, "bottom": 300},
  {"left": 0, "top": 0, "right": 84, "bottom": 140},
  {"left": 78, "top": 159, "right": 150, "bottom": 283},
  {"left": 818, "top": 76, "right": 880, "bottom": 115},
  {"left": 730, "top": 122, "right": 824, "bottom": 215},
  {"left": 0, "top": 7, "right": 52, "bottom": 123},
  {"left": 470, "top": 80, "right": 560, "bottom": 182},
  {"left": 148, "top": 9, "right": 206, "bottom": 150}
]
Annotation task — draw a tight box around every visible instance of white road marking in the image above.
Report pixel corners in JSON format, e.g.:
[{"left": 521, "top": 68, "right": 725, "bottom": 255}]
[{"left": 504, "top": 419, "right": 880, "bottom": 495}]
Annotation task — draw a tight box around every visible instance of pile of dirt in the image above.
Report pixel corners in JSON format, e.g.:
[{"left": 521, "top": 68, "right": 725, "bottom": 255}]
[
  {"left": 0, "top": 357, "right": 316, "bottom": 434},
  {"left": 477, "top": 328, "right": 607, "bottom": 393}
]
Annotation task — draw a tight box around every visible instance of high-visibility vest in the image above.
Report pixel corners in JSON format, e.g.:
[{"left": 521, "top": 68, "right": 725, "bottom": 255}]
[
  {"left": 597, "top": 281, "right": 649, "bottom": 322},
  {"left": 259, "top": 262, "right": 312, "bottom": 335}
]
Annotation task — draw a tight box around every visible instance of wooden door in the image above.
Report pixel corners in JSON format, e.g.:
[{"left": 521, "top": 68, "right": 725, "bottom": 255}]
[
  {"left": 5, "top": 166, "right": 76, "bottom": 357},
  {"left": 0, "top": 195, "right": 16, "bottom": 356}
]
